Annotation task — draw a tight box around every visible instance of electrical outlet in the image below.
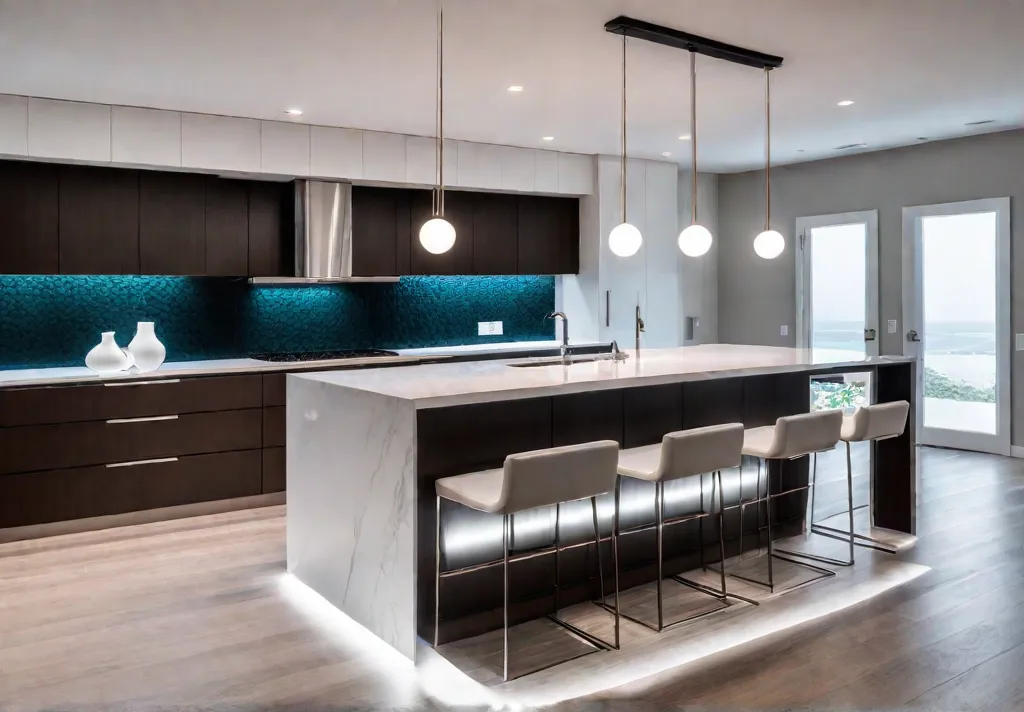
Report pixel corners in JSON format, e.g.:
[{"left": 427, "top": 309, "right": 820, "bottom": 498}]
[
  {"left": 478, "top": 321, "right": 503, "bottom": 336},
  {"left": 780, "top": 325, "right": 789, "bottom": 337},
  {"left": 1016, "top": 334, "right": 1024, "bottom": 351},
  {"left": 888, "top": 319, "right": 898, "bottom": 334}
]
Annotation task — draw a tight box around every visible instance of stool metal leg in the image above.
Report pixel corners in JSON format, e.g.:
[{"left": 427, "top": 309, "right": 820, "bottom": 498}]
[
  {"left": 502, "top": 512, "right": 510, "bottom": 682},
  {"left": 778, "top": 447, "right": 857, "bottom": 567},
  {"left": 846, "top": 441, "right": 856, "bottom": 564},
  {"left": 613, "top": 476, "right": 621, "bottom": 648},
  {"left": 698, "top": 474, "right": 706, "bottom": 571},
  {"left": 766, "top": 459, "right": 774, "bottom": 592},
  {"left": 656, "top": 481, "right": 665, "bottom": 631},
  {"left": 590, "top": 496, "right": 605, "bottom": 603},
  {"left": 716, "top": 470, "right": 728, "bottom": 596},
  {"left": 553, "top": 502, "right": 561, "bottom": 614},
  {"left": 434, "top": 494, "right": 441, "bottom": 647}
]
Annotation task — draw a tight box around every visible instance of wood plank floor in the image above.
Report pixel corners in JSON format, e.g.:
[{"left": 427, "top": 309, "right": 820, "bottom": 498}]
[{"left": 1, "top": 445, "right": 1022, "bottom": 710}]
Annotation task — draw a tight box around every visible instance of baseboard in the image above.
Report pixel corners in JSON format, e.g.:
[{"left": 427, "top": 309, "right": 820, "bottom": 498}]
[
  {"left": 1011, "top": 446, "right": 1024, "bottom": 459},
  {"left": 0, "top": 492, "right": 286, "bottom": 544}
]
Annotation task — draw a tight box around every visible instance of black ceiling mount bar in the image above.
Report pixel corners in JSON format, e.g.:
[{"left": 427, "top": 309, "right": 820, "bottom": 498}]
[{"left": 604, "top": 16, "right": 783, "bottom": 70}]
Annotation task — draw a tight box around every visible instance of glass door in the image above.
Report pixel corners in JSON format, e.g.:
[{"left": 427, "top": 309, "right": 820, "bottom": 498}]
[
  {"left": 796, "top": 211, "right": 880, "bottom": 359},
  {"left": 902, "top": 198, "right": 1010, "bottom": 455}
]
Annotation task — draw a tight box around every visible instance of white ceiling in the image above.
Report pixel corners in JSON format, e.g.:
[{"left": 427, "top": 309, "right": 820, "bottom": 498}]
[{"left": 1, "top": 0, "right": 1022, "bottom": 172}]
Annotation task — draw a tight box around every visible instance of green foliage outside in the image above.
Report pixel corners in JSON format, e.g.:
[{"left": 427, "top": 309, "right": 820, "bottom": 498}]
[{"left": 923, "top": 366, "right": 995, "bottom": 404}]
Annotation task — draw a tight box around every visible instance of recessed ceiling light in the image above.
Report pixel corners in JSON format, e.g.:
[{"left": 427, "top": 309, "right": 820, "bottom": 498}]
[
  {"left": 507, "top": 85, "right": 524, "bottom": 93},
  {"left": 542, "top": 136, "right": 554, "bottom": 141},
  {"left": 662, "top": 152, "right": 672, "bottom": 157},
  {"left": 837, "top": 100, "right": 854, "bottom": 107},
  {"left": 678, "top": 135, "right": 691, "bottom": 140},
  {"left": 284, "top": 108, "right": 303, "bottom": 116}
]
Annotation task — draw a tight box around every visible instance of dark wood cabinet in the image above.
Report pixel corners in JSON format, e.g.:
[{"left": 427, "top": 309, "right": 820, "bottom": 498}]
[
  {"left": 0, "top": 160, "right": 58, "bottom": 274},
  {"left": 139, "top": 171, "right": 207, "bottom": 275},
  {"left": 351, "top": 185, "right": 578, "bottom": 276},
  {"left": 204, "top": 178, "right": 249, "bottom": 276},
  {"left": 472, "top": 192, "right": 518, "bottom": 274},
  {"left": 58, "top": 165, "right": 139, "bottom": 274},
  {"left": 248, "top": 181, "right": 292, "bottom": 278},
  {"left": 517, "top": 195, "right": 579, "bottom": 275}
]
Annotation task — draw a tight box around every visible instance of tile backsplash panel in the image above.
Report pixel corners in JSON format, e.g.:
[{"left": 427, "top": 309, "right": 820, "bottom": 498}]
[{"left": 0, "top": 276, "right": 555, "bottom": 369}]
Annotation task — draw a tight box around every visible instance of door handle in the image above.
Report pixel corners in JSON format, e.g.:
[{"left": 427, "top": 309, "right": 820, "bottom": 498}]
[
  {"left": 104, "top": 379, "right": 180, "bottom": 387},
  {"left": 864, "top": 328, "right": 877, "bottom": 341},
  {"left": 906, "top": 330, "right": 921, "bottom": 342},
  {"left": 106, "top": 457, "right": 178, "bottom": 469},
  {"left": 605, "top": 290, "right": 610, "bottom": 327}
]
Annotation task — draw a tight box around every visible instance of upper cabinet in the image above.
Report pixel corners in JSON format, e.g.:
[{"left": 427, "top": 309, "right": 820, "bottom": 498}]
[
  {"left": 28, "top": 99, "right": 111, "bottom": 163},
  {"left": 138, "top": 171, "right": 207, "bottom": 275},
  {"left": 59, "top": 165, "right": 139, "bottom": 275},
  {"left": 0, "top": 160, "right": 58, "bottom": 274},
  {"left": 351, "top": 186, "right": 579, "bottom": 277},
  {"left": 111, "top": 107, "right": 181, "bottom": 167},
  {"left": 181, "top": 113, "right": 261, "bottom": 173}
]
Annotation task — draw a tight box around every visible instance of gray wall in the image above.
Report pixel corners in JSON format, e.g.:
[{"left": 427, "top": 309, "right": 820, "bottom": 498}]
[
  {"left": 717, "top": 128, "right": 1024, "bottom": 443},
  {"left": 679, "top": 171, "right": 719, "bottom": 344}
]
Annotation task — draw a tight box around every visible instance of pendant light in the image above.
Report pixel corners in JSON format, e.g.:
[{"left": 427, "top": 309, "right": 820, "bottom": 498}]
[
  {"left": 678, "top": 50, "right": 712, "bottom": 257},
  {"left": 753, "top": 67, "right": 784, "bottom": 259},
  {"left": 608, "top": 34, "right": 642, "bottom": 258},
  {"left": 419, "top": 1, "right": 456, "bottom": 255}
]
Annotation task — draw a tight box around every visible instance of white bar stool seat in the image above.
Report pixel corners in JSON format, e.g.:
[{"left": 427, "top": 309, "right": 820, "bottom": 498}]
[
  {"left": 614, "top": 423, "right": 745, "bottom": 631},
  {"left": 809, "top": 401, "right": 911, "bottom": 556},
  {"left": 728, "top": 410, "right": 843, "bottom": 594},
  {"left": 433, "top": 440, "right": 621, "bottom": 682}
]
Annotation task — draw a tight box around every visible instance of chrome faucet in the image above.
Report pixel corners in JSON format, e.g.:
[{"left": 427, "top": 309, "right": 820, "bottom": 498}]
[
  {"left": 546, "top": 311, "right": 570, "bottom": 363},
  {"left": 611, "top": 340, "right": 629, "bottom": 362},
  {"left": 635, "top": 303, "right": 645, "bottom": 357}
]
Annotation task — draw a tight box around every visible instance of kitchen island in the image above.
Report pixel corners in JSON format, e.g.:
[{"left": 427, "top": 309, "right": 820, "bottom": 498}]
[{"left": 285, "top": 345, "right": 915, "bottom": 659}]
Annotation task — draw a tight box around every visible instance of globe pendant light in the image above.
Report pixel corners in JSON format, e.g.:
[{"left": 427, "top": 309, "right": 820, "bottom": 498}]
[
  {"left": 419, "top": 1, "right": 455, "bottom": 255},
  {"left": 608, "top": 34, "right": 642, "bottom": 258},
  {"left": 753, "top": 67, "right": 784, "bottom": 259},
  {"left": 678, "top": 50, "right": 712, "bottom": 257}
]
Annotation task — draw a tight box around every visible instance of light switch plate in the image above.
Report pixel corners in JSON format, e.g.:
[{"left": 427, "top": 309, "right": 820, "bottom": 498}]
[
  {"left": 780, "top": 325, "right": 789, "bottom": 336},
  {"left": 888, "top": 319, "right": 898, "bottom": 334},
  {"left": 478, "top": 321, "right": 503, "bottom": 336},
  {"left": 1016, "top": 334, "right": 1024, "bottom": 351}
]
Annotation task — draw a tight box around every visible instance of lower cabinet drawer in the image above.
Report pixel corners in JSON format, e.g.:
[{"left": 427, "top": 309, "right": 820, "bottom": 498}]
[
  {"left": 262, "top": 447, "right": 285, "bottom": 493},
  {"left": 0, "top": 450, "right": 263, "bottom": 528},
  {"left": 0, "top": 409, "right": 262, "bottom": 475},
  {"left": 263, "top": 406, "right": 285, "bottom": 448}
]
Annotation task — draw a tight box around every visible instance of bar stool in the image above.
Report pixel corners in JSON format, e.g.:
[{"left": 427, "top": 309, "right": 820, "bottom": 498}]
[
  {"left": 433, "top": 440, "right": 621, "bottom": 682},
  {"left": 613, "top": 423, "right": 745, "bottom": 631},
  {"left": 729, "top": 410, "right": 843, "bottom": 594},
  {"left": 804, "top": 401, "right": 911, "bottom": 559}
]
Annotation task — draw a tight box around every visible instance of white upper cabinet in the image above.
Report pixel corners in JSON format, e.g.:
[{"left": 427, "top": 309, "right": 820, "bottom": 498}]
[
  {"left": 456, "top": 141, "right": 502, "bottom": 190},
  {"left": 310, "top": 126, "right": 362, "bottom": 179},
  {"left": 362, "top": 131, "right": 406, "bottom": 183},
  {"left": 500, "top": 146, "right": 535, "bottom": 192},
  {"left": 111, "top": 106, "right": 181, "bottom": 167},
  {"left": 181, "top": 113, "right": 260, "bottom": 173},
  {"left": 534, "top": 149, "right": 560, "bottom": 193},
  {"left": 28, "top": 98, "right": 110, "bottom": 162},
  {"left": 405, "top": 135, "right": 436, "bottom": 185},
  {"left": 0, "top": 95, "right": 28, "bottom": 156},
  {"left": 559, "top": 152, "right": 594, "bottom": 195},
  {"left": 261, "top": 120, "right": 310, "bottom": 176}
]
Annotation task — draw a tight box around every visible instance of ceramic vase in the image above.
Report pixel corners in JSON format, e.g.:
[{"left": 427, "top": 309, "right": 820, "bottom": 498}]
[
  {"left": 127, "top": 321, "right": 166, "bottom": 373},
  {"left": 85, "top": 332, "right": 132, "bottom": 374}
]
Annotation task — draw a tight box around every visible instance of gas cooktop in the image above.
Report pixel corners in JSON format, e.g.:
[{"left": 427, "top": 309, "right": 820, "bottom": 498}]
[{"left": 251, "top": 349, "right": 400, "bottom": 363}]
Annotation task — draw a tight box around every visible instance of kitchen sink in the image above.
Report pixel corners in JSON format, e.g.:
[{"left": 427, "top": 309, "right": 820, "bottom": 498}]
[{"left": 507, "top": 354, "right": 619, "bottom": 368}]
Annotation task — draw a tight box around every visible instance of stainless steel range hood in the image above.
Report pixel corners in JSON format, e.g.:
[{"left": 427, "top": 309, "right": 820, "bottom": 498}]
[{"left": 250, "top": 180, "right": 399, "bottom": 284}]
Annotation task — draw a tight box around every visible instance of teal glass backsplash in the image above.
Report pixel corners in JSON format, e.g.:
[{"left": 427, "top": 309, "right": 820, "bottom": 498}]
[{"left": 0, "top": 275, "right": 556, "bottom": 369}]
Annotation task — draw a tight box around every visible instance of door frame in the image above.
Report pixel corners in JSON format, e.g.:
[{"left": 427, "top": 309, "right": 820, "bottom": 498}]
[
  {"left": 901, "top": 197, "right": 1011, "bottom": 456},
  {"left": 795, "top": 210, "right": 880, "bottom": 357}
]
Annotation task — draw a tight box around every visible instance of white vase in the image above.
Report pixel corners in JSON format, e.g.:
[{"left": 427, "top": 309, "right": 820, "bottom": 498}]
[
  {"left": 85, "top": 332, "right": 132, "bottom": 374},
  {"left": 127, "top": 321, "right": 166, "bottom": 373}
]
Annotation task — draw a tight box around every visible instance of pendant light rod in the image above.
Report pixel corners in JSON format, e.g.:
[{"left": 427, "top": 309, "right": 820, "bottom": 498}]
[
  {"left": 436, "top": 1, "right": 445, "bottom": 217},
  {"left": 605, "top": 15, "right": 783, "bottom": 69},
  {"left": 620, "top": 33, "right": 627, "bottom": 224},
  {"left": 689, "top": 50, "right": 698, "bottom": 225},
  {"left": 764, "top": 67, "right": 772, "bottom": 230}
]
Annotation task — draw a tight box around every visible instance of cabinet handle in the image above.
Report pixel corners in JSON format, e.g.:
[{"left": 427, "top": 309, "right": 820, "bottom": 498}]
[
  {"left": 606, "top": 290, "right": 610, "bottom": 327},
  {"left": 106, "top": 457, "right": 178, "bottom": 469},
  {"left": 104, "top": 379, "right": 181, "bottom": 387},
  {"left": 106, "top": 414, "right": 179, "bottom": 424}
]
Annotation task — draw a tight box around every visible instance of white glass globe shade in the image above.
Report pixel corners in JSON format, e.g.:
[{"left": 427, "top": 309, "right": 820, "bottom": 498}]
[
  {"left": 678, "top": 224, "right": 713, "bottom": 257},
  {"left": 608, "top": 222, "right": 642, "bottom": 257},
  {"left": 754, "top": 229, "right": 785, "bottom": 259},
  {"left": 419, "top": 217, "right": 456, "bottom": 255}
]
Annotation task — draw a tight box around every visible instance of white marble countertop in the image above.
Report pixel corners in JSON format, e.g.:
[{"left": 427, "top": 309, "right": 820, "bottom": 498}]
[
  {"left": 296, "top": 345, "right": 915, "bottom": 409},
  {"left": 0, "top": 340, "right": 592, "bottom": 389}
]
